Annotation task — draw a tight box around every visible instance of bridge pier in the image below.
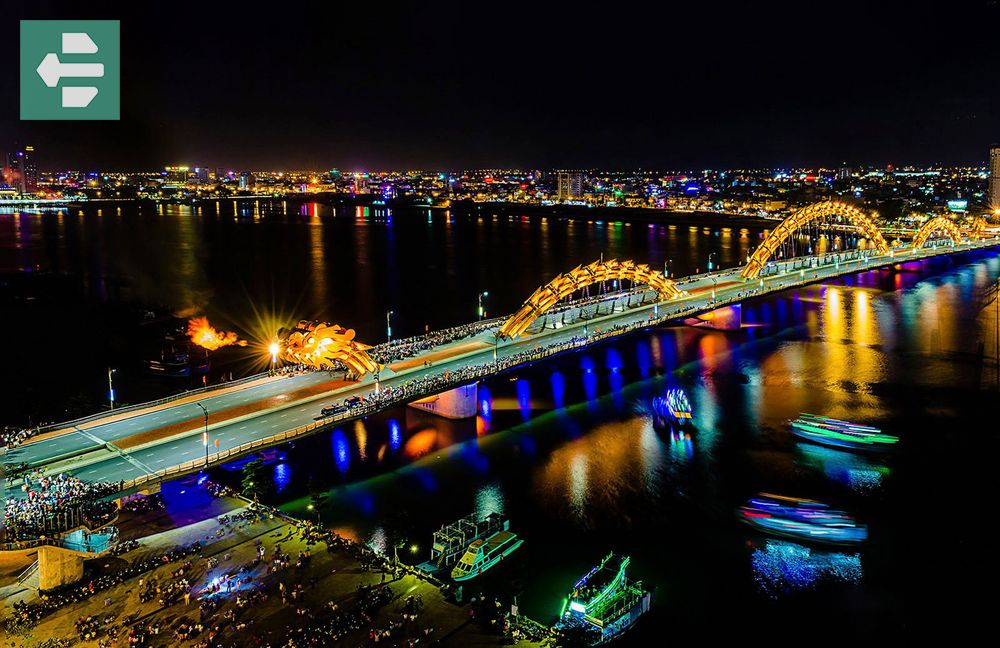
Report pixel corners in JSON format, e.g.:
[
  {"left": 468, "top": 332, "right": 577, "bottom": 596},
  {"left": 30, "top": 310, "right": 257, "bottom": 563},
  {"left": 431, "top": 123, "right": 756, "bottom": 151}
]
[{"left": 408, "top": 383, "right": 479, "bottom": 419}]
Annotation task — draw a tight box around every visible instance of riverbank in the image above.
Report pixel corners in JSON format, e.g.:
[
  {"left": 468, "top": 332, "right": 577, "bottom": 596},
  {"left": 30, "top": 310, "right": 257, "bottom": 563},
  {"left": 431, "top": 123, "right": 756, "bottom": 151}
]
[{"left": 0, "top": 488, "right": 544, "bottom": 648}]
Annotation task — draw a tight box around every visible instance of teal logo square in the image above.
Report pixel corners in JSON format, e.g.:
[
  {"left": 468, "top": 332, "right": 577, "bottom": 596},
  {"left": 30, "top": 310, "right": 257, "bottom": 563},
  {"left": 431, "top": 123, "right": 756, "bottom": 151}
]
[{"left": 20, "top": 20, "right": 120, "bottom": 120}]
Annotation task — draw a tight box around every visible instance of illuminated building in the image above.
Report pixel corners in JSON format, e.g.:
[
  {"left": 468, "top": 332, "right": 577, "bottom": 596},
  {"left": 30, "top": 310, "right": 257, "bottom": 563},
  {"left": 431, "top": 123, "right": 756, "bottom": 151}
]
[
  {"left": 556, "top": 171, "right": 583, "bottom": 201},
  {"left": 23, "top": 146, "right": 37, "bottom": 192},
  {"left": 238, "top": 170, "right": 255, "bottom": 190},
  {"left": 164, "top": 165, "right": 189, "bottom": 186},
  {"left": 4, "top": 147, "right": 36, "bottom": 194},
  {"left": 989, "top": 144, "right": 1000, "bottom": 212}
]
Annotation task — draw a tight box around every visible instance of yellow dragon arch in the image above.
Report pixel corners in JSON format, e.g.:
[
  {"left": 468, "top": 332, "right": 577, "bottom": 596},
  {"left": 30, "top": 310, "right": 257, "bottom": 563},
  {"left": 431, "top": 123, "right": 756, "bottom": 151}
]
[
  {"left": 911, "top": 216, "right": 963, "bottom": 250},
  {"left": 741, "top": 201, "right": 889, "bottom": 280},
  {"left": 499, "top": 258, "right": 683, "bottom": 339}
]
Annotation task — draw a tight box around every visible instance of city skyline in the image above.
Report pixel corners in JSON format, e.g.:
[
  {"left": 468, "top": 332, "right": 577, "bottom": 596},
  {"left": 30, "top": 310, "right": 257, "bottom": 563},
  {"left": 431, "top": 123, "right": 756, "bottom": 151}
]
[{"left": 3, "top": 1, "right": 1000, "bottom": 170}]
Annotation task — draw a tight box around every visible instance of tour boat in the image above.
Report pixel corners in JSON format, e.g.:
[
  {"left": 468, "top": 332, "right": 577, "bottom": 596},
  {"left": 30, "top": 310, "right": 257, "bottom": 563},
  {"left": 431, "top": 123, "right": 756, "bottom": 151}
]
[
  {"left": 791, "top": 413, "right": 898, "bottom": 452},
  {"left": 738, "top": 493, "right": 868, "bottom": 545},
  {"left": 558, "top": 553, "right": 651, "bottom": 644},
  {"left": 652, "top": 388, "right": 692, "bottom": 426},
  {"left": 450, "top": 529, "right": 523, "bottom": 581},
  {"left": 418, "top": 512, "right": 509, "bottom": 573}
]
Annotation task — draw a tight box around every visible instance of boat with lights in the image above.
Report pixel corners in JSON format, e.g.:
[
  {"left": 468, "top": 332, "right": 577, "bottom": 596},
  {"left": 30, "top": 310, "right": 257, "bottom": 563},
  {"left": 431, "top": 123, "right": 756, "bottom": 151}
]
[
  {"left": 556, "top": 553, "right": 651, "bottom": 644},
  {"left": 738, "top": 493, "right": 868, "bottom": 545},
  {"left": 791, "top": 413, "right": 898, "bottom": 452},
  {"left": 450, "top": 529, "right": 523, "bottom": 581},
  {"left": 416, "top": 512, "right": 509, "bottom": 574},
  {"left": 652, "top": 389, "right": 692, "bottom": 427}
]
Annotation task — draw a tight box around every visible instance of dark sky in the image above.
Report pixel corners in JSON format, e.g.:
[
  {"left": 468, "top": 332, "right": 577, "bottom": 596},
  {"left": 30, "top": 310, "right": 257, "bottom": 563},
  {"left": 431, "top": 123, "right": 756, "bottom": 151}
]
[{"left": 3, "top": 1, "right": 999, "bottom": 170}]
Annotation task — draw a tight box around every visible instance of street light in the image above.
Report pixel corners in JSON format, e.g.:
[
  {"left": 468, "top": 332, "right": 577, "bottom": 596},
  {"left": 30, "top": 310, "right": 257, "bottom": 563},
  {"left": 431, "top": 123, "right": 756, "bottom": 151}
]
[
  {"left": 663, "top": 258, "right": 673, "bottom": 278},
  {"left": 386, "top": 310, "right": 394, "bottom": 342},
  {"left": 268, "top": 342, "right": 279, "bottom": 373},
  {"left": 707, "top": 252, "right": 718, "bottom": 272},
  {"left": 478, "top": 291, "right": 489, "bottom": 320},
  {"left": 107, "top": 368, "right": 117, "bottom": 411},
  {"left": 196, "top": 402, "right": 209, "bottom": 466}
]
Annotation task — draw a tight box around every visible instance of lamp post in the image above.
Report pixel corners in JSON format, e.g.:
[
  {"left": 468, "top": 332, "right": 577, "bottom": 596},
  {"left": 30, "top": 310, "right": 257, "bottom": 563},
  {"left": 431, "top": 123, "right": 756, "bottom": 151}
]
[
  {"left": 478, "top": 291, "right": 489, "bottom": 320},
  {"left": 386, "top": 310, "right": 394, "bottom": 342},
  {"left": 663, "top": 258, "right": 673, "bottom": 278},
  {"left": 707, "top": 251, "right": 718, "bottom": 272},
  {"left": 268, "top": 342, "right": 279, "bottom": 374},
  {"left": 196, "top": 403, "right": 209, "bottom": 467},
  {"left": 107, "top": 368, "right": 117, "bottom": 410}
]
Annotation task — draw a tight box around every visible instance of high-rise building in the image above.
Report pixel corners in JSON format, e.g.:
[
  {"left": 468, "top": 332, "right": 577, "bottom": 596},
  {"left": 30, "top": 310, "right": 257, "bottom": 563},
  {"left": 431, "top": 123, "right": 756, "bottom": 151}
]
[
  {"left": 5, "top": 150, "right": 25, "bottom": 193},
  {"left": 556, "top": 171, "right": 583, "bottom": 201},
  {"left": 23, "top": 146, "right": 37, "bottom": 192},
  {"left": 989, "top": 145, "right": 1000, "bottom": 212},
  {"left": 238, "top": 171, "right": 255, "bottom": 190}
]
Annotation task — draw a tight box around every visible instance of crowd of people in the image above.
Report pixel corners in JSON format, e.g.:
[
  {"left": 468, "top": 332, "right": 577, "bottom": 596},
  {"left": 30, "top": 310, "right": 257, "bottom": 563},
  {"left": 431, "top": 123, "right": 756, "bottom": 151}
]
[
  {"left": 368, "top": 319, "right": 498, "bottom": 365},
  {"left": 1, "top": 425, "right": 42, "bottom": 449},
  {"left": 3, "top": 540, "right": 205, "bottom": 635},
  {"left": 2, "top": 473, "right": 120, "bottom": 541}
]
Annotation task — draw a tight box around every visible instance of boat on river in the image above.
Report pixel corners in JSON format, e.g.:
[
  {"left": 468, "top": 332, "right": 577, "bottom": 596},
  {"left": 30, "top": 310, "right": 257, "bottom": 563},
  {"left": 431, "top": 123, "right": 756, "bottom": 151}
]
[
  {"left": 417, "top": 512, "right": 509, "bottom": 574},
  {"left": 738, "top": 493, "right": 868, "bottom": 545},
  {"left": 652, "top": 388, "right": 692, "bottom": 427},
  {"left": 557, "top": 553, "right": 651, "bottom": 644},
  {"left": 791, "top": 413, "right": 898, "bottom": 452},
  {"left": 450, "top": 529, "right": 523, "bottom": 581}
]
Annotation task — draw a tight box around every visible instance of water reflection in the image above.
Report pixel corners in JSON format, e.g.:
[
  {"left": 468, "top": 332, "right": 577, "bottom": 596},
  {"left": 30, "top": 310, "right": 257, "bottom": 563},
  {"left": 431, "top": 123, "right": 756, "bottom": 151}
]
[
  {"left": 750, "top": 539, "right": 862, "bottom": 598},
  {"left": 796, "top": 444, "right": 889, "bottom": 494}
]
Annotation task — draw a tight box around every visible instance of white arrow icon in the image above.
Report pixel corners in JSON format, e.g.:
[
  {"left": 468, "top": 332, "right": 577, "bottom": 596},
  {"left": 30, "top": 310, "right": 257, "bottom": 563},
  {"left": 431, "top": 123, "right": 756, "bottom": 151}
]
[
  {"left": 35, "top": 32, "right": 104, "bottom": 108},
  {"left": 36, "top": 53, "right": 104, "bottom": 88}
]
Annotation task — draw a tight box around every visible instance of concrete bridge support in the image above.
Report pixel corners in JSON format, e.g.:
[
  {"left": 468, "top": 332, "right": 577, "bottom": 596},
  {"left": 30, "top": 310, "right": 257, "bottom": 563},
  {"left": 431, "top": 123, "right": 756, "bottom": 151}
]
[
  {"left": 408, "top": 383, "right": 479, "bottom": 419},
  {"left": 37, "top": 544, "right": 86, "bottom": 591}
]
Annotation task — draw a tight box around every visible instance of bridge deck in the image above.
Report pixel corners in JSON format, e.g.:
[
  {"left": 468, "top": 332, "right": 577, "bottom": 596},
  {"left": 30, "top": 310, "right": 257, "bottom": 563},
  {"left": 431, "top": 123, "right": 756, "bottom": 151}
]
[{"left": 3, "top": 238, "right": 997, "bottom": 498}]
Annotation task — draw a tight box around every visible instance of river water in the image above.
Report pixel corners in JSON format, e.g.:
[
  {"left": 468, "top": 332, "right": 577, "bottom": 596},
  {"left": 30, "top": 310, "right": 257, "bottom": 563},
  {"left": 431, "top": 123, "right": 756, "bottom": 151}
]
[{"left": 4, "top": 201, "right": 1000, "bottom": 638}]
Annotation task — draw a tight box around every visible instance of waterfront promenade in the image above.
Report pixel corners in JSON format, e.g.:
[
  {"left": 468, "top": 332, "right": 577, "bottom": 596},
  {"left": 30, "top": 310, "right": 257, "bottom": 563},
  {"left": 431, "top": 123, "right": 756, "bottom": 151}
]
[
  {"left": 0, "top": 490, "right": 542, "bottom": 647},
  {"left": 4, "top": 238, "right": 997, "bottom": 498}
]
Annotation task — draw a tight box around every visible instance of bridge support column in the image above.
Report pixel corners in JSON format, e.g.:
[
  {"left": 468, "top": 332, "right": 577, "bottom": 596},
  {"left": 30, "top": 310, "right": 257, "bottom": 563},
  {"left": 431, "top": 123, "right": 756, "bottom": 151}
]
[
  {"left": 684, "top": 303, "right": 742, "bottom": 330},
  {"left": 37, "top": 545, "right": 85, "bottom": 591},
  {"left": 408, "top": 383, "right": 478, "bottom": 419}
]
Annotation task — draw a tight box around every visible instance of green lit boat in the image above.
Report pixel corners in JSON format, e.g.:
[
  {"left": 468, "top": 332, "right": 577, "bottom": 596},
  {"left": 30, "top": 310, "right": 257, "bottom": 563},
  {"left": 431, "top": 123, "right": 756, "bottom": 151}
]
[
  {"left": 791, "top": 413, "right": 898, "bottom": 452},
  {"left": 557, "top": 553, "right": 651, "bottom": 644}
]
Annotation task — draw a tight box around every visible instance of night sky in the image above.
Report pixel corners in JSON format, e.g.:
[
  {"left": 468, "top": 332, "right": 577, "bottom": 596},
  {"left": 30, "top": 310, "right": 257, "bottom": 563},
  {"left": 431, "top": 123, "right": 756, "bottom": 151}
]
[{"left": 3, "top": 1, "right": 999, "bottom": 170}]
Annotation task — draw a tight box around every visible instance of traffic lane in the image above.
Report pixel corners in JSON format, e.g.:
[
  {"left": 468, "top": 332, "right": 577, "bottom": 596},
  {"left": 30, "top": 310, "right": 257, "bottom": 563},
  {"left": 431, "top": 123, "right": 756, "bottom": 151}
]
[{"left": 15, "top": 370, "right": 338, "bottom": 464}]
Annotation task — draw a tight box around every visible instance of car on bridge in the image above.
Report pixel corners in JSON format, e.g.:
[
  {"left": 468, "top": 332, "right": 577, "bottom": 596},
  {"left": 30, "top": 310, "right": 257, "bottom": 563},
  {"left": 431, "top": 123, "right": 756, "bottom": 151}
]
[{"left": 320, "top": 395, "right": 364, "bottom": 418}]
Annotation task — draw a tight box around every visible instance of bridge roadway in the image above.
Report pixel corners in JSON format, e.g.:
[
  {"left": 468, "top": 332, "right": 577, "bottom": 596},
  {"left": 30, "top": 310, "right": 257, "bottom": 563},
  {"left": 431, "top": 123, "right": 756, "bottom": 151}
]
[{"left": 4, "top": 238, "right": 998, "bottom": 498}]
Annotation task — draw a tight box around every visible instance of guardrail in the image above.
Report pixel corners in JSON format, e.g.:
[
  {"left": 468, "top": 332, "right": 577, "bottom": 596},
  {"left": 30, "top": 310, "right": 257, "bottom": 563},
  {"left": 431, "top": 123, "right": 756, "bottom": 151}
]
[{"left": 16, "top": 559, "right": 39, "bottom": 585}]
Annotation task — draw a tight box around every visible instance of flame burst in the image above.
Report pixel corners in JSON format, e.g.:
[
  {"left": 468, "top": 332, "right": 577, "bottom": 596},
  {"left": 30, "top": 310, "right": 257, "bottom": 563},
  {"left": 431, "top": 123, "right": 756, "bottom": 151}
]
[{"left": 187, "top": 316, "right": 248, "bottom": 350}]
